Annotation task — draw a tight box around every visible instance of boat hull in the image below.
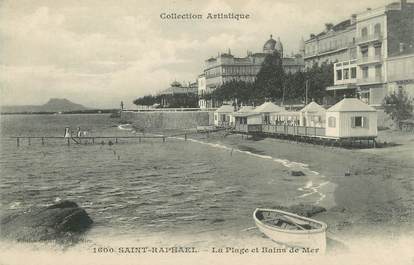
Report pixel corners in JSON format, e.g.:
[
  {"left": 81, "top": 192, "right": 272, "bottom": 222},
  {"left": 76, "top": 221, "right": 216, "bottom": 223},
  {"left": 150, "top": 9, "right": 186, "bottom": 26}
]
[{"left": 254, "top": 208, "right": 327, "bottom": 253}]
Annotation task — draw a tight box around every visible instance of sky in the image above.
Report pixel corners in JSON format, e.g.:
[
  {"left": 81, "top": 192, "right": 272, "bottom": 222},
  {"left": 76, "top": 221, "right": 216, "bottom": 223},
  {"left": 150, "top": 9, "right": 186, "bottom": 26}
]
[{"left": 0, "top": 0, "right": 395, "bottom": 108}]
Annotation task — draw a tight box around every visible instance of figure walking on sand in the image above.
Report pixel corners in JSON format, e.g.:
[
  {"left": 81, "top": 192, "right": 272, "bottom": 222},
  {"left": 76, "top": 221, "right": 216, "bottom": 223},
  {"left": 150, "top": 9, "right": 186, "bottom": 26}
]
[{"left": 64, "top": 127, "right": 71, "bottom": 138}]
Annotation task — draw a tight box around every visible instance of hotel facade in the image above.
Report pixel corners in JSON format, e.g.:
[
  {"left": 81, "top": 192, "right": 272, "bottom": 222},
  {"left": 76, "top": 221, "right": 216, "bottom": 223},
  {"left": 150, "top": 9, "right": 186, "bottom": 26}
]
[
  {"left": 198, "top": 36, "right": 305, "bottom": 108},
  {"left": 304, "top": 0, "right": 414, "bottom": 106}
]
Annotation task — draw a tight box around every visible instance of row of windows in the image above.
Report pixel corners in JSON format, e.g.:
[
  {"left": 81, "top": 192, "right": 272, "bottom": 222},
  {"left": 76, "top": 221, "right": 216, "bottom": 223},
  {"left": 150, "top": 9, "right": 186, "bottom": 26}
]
[
  {"left": 361, "top": 65, "right": 382, "bottom": 79},
  {"left": 360, "top": 23, "right": 381, "bottom": 37},
  {"left": 328, "top": 116, "right": 369, "bottom": 128},
  {"left": 336, "top": 67, "right": 357, "bottom": 80}
]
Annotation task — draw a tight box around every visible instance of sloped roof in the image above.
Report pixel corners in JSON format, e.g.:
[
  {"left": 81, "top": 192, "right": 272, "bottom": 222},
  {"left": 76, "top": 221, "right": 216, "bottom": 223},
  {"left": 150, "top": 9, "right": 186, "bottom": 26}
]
[
  {"left": 254, "top": 102, "right": 283, "bottom": 113},
  {"left": 327, "top": 98, "right": 376, "bottom": 112},
  {"left": 238, "top": 106, "right": 255, "bottom": 113},
  {"left": 300, "top": 102, "right": 326, "bottom": 113},
  {"left": 215, "top": 105, "right": 234, "bottom": 113}
]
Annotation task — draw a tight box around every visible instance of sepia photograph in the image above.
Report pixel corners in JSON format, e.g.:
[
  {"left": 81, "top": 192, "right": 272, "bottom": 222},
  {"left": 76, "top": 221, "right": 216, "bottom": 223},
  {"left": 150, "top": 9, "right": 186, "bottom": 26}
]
[{"left": 0, "top": 0, "right": 413, "bottom": 264}]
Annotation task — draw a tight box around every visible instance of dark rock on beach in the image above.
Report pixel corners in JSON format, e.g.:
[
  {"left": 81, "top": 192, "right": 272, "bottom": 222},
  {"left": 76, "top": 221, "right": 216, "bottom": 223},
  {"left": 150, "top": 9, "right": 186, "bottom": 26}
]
[
  {"left": 0, "top": 201, "right": 93, "bottom": 243},
  {"left": 291, "top": 170, "right": 306, "bottom": 176}
]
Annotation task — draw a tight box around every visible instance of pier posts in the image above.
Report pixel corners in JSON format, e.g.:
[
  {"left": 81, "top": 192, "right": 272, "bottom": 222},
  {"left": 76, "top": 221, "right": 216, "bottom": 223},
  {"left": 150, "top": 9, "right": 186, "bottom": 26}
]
[
  {"left": 41, "top": 137, "right": 44, "bottom": 145},
  {"left": 92, "top": 138, "right": 95, "bottom": 144},
  {"left": 16, "top": 138, "right": 20, "bottom": 147},
  {"left": 115, "top": 138, "right": 118, "bottom": 144},
  {"left": 28, "top": 137, "right": 31, "bottom": 146},
  {"left": 184, "top": 134, "right": 187, "bottom": 141}
]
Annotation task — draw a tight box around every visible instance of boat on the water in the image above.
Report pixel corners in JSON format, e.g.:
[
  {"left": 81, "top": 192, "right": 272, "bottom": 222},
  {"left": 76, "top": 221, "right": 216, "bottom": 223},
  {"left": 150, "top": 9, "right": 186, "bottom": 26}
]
[{"left": 253, "top": 208, "right": 327, "bottom": 252}]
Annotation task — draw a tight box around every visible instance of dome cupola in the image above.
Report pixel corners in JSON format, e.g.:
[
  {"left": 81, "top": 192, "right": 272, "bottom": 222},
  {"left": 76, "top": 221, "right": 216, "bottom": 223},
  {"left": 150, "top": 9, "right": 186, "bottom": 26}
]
[{"left": 263, "top": 35, "right": 277, "bottom": 53}]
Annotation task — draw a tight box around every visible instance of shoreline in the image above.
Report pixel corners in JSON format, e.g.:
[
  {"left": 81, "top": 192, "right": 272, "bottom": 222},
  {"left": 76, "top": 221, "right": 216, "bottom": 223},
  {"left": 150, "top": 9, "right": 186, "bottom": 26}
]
[{"left": 173, "top": 129, "right": 414, "bottom": 243}]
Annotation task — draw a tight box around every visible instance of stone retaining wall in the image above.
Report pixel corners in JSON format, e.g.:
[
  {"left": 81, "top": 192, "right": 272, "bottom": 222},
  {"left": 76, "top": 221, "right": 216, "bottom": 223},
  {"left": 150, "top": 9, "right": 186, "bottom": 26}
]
[{"left": 121, "top": 111, "right": 214, "bottom": 129}]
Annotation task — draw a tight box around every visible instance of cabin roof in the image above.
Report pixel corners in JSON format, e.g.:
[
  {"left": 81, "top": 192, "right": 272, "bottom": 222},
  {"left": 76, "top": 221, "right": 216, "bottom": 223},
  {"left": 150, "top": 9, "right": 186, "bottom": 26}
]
[
  {"left": 237, "top": 106, "right": 255, "bottom": 113},
  {"left": 327, "top": 98, "right": 376, "bottom": 112},
  {"left": 300, "top": 102, "right": 326, "bottom": 113},
  {"left": 253, "top": 102, "right": 283, "bottom": 113},
  {"left": 215, "top": 105, "right": 234, "bottom": 113}
]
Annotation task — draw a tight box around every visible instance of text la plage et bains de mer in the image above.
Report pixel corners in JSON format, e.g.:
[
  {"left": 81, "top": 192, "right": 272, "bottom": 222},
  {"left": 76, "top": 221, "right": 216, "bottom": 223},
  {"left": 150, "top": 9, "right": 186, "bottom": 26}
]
[{"left": 160, "top": 12, "right": 251, "bottom": 20}]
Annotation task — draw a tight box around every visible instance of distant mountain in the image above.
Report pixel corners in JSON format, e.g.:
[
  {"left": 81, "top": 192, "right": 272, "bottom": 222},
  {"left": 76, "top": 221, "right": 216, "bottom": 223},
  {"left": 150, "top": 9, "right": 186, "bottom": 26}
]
[{"left": 1, "top": 98, "right": 89, "bottom": 113}]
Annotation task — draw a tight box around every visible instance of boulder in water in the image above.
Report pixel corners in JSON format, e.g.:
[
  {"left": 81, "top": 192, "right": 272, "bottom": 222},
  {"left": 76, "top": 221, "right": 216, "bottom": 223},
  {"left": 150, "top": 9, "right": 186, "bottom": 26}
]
[{"left": 0, "top": 201, "right": 93, "bottom": 243}]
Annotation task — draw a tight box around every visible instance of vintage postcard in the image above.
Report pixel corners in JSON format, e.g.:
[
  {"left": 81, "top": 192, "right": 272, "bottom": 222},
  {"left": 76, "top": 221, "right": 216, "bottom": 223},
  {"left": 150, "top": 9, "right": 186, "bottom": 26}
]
[{"left": 1, "top": 0, "right": 413, "bottom": 264}]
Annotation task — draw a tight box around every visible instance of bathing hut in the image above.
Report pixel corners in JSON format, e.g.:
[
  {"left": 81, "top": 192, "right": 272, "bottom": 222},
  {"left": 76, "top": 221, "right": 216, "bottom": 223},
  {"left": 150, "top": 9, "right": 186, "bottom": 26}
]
[
  {"left": 325, "top": 98, "right": 377, "bottom": 138},
  {"left": 299, "top": 101, "right": 326, "bottom": 127},
  {"left": 253, "top": 102, "right": 284, "bottom": 125},
  {"left": 233, "top": 106, "right": 262, "bottom": 132},
  {"left": 214, "top": 105, "right": 235, "bottom": 127},
  {"left": 233, "top": 106, "right": 257, "bottom": 125},
  {"left": 277, "top": 110, "right": 301, "bottom": 126}
]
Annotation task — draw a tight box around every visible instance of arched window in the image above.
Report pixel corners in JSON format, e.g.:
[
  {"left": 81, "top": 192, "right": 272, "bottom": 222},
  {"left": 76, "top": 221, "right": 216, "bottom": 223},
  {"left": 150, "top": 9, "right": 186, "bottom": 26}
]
[
  {"left": 361, "top": 27, "right": 368, "bottom": 37},
  {"left": 374, "top": 23, "right": 381, "bottom": 35}
]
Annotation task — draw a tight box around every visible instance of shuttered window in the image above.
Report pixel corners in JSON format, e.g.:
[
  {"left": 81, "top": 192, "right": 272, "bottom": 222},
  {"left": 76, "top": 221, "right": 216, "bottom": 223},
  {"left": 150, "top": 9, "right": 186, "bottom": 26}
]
[
  {"left": 328, "top": 117, "right": 336, "bottom": 128},
  {"left": 351, "top": 116, "right": 363, "bottom": 128}
]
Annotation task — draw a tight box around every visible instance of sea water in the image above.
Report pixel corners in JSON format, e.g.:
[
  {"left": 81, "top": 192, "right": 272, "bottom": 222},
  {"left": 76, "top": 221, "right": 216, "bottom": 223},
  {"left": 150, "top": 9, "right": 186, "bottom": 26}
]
[{"left": 0, "top": 114, "right": 328, "bottom": 248}]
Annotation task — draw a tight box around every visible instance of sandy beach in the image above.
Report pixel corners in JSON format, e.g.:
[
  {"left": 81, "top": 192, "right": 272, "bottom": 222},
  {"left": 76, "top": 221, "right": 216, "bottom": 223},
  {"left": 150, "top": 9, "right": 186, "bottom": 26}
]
[{"left": 185, "top": 128, "right": 414, "bottom": 253}]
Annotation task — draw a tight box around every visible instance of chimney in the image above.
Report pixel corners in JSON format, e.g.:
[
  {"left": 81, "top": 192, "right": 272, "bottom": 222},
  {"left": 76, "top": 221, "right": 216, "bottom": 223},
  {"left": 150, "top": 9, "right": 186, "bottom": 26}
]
[{"left": 351, "top": 14, "right": 357, "bottom": 24}]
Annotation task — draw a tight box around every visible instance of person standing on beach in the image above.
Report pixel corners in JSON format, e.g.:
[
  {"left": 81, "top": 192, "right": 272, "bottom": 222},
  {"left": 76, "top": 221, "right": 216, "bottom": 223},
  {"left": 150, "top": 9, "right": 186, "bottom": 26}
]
[{"left": 64, "top": 127, "right": 71, "bottom": 138}]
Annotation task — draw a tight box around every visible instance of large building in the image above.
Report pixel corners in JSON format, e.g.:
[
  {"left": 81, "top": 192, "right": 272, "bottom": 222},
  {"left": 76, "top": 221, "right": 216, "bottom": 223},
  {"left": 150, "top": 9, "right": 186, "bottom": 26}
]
[
  {"left": 304, "top": 15, "right": 357, "bottom": 68},
  {"left": 306, "top": 0, "right": 414, "bottom": 106},
  {"left": 158, "top": 81, "right": 198, "bottom": 108},
  {"left": 198, "top": 35, "right": 305, "bottom": 108}
]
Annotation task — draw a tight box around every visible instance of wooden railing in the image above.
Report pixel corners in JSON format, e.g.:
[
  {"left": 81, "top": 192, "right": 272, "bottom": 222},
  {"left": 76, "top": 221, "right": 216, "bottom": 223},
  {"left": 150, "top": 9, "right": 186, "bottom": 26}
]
[{"left": 236, "top": 124, "right": 326, "bottom": 137}]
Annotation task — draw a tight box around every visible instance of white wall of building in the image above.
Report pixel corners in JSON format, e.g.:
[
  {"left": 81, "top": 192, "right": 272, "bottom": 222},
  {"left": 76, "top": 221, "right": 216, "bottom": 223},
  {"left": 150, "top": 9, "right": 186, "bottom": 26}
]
[{"left": 326, "top": 111, "right": 377, "bottom": 138}]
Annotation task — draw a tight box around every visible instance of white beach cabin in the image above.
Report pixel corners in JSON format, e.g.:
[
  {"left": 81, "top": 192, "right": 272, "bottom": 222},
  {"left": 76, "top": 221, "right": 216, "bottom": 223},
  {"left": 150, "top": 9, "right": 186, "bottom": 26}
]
[
  {"left": 233, "top": 106, "right": 262, "bottom": 132},
  {"left": 325, "top": 98, "right": 377, "bottom": 138},
  {"left": 299, "top": 101, "right": 326, "bottom": 128},
  {"left": 214, "top": 105, "right": 234, "bottom": 127},
  {"left": 253, "top": 102, "right": 284, "bottom": 125}
]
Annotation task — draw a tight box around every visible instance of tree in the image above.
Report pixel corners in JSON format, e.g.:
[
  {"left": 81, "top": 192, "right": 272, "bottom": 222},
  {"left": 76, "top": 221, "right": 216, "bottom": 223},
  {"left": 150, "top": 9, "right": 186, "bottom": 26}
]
[
  {"left": 254, "top": 51, "right": 285, "bottom": 102},
  {"left": 305, "top": 62, "right": 333, "bottom": 103},
  {"left": 133, "top": 95, "right": 159, "bottom": 106},
  {"left": 383, "top": 88, "right": 413, "bottom": 127}
]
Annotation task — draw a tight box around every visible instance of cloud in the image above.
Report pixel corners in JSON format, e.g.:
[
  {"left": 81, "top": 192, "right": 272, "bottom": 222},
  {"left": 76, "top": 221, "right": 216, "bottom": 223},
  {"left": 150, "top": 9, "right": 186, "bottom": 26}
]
[{"left": 0, "top": 0, "right": 395, "bottom": 108}]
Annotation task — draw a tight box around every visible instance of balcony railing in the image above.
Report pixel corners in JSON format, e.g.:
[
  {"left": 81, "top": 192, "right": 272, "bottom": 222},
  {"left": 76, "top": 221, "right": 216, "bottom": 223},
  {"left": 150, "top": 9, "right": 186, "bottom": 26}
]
[
  {"left": 357, "top": 76, "right": 384, "bottom": 85},
  {"left": 357, "top": 33, "right": 382, "bottom": 44},
  {"left": 357, "top": 55, "right": 382, "bottom": 65}
]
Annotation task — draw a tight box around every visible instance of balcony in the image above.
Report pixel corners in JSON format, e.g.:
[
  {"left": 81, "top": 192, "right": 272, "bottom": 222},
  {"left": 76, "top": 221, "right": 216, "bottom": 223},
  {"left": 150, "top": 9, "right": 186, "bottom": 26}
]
[
  {"left": 357, "top": 33, "right": 382, "bottom": 45},
  {"left": 357, "top": 55, "right": 382, "bottom": 65},
  {"left": 357, "top": 76, "right": 384, "bottom": 85}
]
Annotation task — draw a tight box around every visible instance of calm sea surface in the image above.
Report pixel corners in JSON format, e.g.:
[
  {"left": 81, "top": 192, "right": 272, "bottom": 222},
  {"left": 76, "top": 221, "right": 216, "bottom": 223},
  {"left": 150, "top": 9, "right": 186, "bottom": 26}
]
[{"left": 0, "top": 114, "right": 327, "bottom": 247}]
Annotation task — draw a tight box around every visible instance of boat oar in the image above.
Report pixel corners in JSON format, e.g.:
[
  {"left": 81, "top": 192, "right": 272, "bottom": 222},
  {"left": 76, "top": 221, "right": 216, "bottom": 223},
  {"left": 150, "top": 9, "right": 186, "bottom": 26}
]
[
  {"left": 265, "top": 215, "right": 307, "bottom": 231},
  {"left": 282, "top": 216, "right": 307, "bottom": 231}
]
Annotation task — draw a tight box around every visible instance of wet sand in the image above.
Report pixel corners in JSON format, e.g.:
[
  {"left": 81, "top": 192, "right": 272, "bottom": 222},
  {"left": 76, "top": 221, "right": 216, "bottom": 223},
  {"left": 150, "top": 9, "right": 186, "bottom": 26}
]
[{"left": 189, "top": 129, "right": 414, "bottom": 252}]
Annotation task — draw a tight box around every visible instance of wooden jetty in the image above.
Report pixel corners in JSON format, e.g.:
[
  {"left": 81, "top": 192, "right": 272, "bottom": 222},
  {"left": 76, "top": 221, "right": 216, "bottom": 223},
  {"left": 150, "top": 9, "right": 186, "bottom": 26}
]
[{"left": 11, "top": 133, "right": 193, "bottom": 147}]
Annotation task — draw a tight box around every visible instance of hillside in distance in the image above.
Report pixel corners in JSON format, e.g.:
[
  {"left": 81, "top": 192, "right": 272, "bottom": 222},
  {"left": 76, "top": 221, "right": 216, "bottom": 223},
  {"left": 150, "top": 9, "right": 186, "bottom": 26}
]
[{"left": 1, "top": 98, "right": 89, "bottom": 113}]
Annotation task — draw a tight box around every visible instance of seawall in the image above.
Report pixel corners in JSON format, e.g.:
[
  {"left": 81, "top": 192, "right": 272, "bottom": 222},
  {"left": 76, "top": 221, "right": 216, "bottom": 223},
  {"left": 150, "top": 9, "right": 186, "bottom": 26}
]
[{"left": 120, "top": 111, "right": 214, "bottom": 129}]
